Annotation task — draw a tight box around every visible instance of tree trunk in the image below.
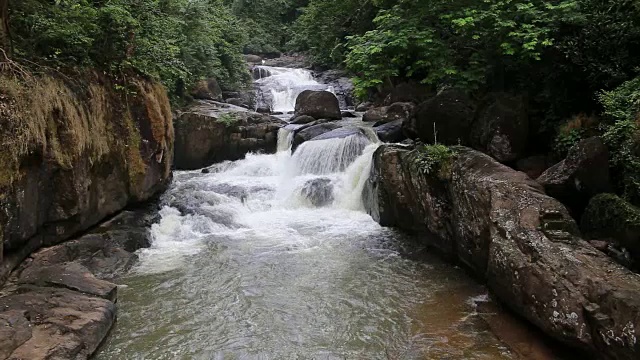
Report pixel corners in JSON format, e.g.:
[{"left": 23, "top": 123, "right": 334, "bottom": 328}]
[{"left": 0, "top": 0, "right": 10, "bottom": 57}]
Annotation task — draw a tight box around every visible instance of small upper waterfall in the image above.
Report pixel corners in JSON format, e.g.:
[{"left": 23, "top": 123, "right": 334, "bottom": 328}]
[{"left": 254, "top": 65, "right": 334, "bottom": 113}]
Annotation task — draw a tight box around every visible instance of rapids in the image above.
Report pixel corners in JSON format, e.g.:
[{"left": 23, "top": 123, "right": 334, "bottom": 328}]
[{"left": 95, "top": 67, "right": 558, "bottom": 359}]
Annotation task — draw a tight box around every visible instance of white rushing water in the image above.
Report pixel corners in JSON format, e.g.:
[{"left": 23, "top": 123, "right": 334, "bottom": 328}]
[
  {"left": 135, "top": 132, "right": 379, "bottom": 274},
  {"left": 254, "top": 65, "right": 334, "bottom": 113}
]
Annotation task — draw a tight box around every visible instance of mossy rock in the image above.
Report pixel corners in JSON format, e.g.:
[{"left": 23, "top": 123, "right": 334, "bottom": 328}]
[{"left": 581, "top": 193, "right": 640, "bottom": 259}]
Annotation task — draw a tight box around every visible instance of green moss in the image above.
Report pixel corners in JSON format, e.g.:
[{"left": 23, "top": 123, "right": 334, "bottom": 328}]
[
  {"left": 581, "top": 193, "right": 640, "bottom": 242},
  {"left": 216, "top": 112, "right": 239, "bottom": 126}
]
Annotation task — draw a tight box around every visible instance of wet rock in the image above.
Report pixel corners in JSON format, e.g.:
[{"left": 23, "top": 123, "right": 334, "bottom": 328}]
[
  {"left": 383, "top": 81, "right": 434, "bottom": 105},
  {"left": 294, "top": 90, "right": 342, "bottom": 120},
  {"left": 408, "top": 88, "right": 475, "bottom": 144},
  {"left": 366, "top": 144, "right": 640, "bottom": 359},
  {"left": 190, "top": 78, "right": 223, "bottom": 101},
  {"left": 18, "top": 262, "right": 118, "bottom": 301},
  {"left": 516, "top": 155, "right": 550, "bottom": 179},
  {"left": 292, "top": 122, "right": 342, "bottom": 151},
  {"left": 375, "top": 120, "right": 405, "bottom": 143},
  {"left": 537, "top": 137, "right": 611, "bottom": 215},
  {"left": 202, "top": 168, "right": 211, "bottom": 174},
  {"left": 290, "top": 115, "right": 316, "bottom": 125},
  {"left": 174, "top": 100, "right": 286, "bottom": 170},
  {"left": 301, "top": 178, "right": 334, "bottom": 207},
  {"left": 311, "top": 127, "right": 366, "bottom": 142},
  {"left": 244, "top": 54, "right": 263, "bottom": 64},
  {"left": 362, "top": 106, "right": 387, "bottom": 123},
  {"left": 0, "top": 287, "right": 116, "bottom": 360},
  {"left": 356, "top": 102, "right": 374, "bottom": 112},
  {"left": 341, "top": 110, "right": 357, "bottom": 118},
  {"left": 256, "top": 106, "right": 271, "bottom": 114},
  {"left": 581, "top": 193, "right": 640, "bottom": 266},
  {"left": 371, "top": 103, "right": 415, "bottom": 126}
]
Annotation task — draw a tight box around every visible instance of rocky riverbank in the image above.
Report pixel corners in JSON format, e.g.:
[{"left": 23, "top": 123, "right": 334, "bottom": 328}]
[{"left": 364, "top": 144, "right": 640, "bottom": 359}]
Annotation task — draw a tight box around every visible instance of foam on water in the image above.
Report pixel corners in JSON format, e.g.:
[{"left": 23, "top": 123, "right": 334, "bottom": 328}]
[{"left": 254, "top": 65, "right": 334, "bottom": 112}]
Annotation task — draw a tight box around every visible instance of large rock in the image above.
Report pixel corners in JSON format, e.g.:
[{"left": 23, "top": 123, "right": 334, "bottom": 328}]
[
  {"left": 0, "top": 75, "right": 173, "bottom": 285},
  {"left": 190, "top": 78, "right": 223, "bottom": 101},
  {"left": 315, "top": 70, "right": 355, "bottom": 109},
  {"left": 363, "top": 102, "right": 415, "bottom": 125},
  {"left": 407, "top": 88, "right": 476, "bottom": 144},
  {"left": 516, "top": 155, "right": 551, "bottom": 179},
  {"left": 291, "top": 122, "right": 342, "bottom": 151},
  {"left": 537, "top": 137, "right": 612, "bottom": 215},
  {"left": 0, "top": 287, "right": 116, "bottom": 360},
  {"left": 581, "top": 193, "right": 640, "bottom": 266},
  {"left": 244, "top": 54, "right": 263, "bottom": 64},
  {"left": 471, "top": 93, "right": 528, "bottom": 162},
  {"left": 290, "top": 115, "right": 316, "bottom": 125},
  {"left": 375, "top": 120, "right": 405, "bottom": 143},
  {"left": 294, "top": 90, "right": 342, "bottom": 120},
  {"left": 174, "top": 101, "right": 285, "bottom": 170},
  {"left": 301, "top": 178, "right": 334, "bottom": 207},
  {"left": 365, "top": 145, "right": 640, "bottom": 359}
]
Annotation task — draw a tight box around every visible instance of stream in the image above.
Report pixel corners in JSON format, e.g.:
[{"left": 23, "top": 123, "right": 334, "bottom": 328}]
[{"left": 95, "top": 67, "right": 546, "bottom": 359}]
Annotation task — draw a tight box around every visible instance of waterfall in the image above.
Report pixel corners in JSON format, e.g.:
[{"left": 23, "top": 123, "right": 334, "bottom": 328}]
[
  {"left": 288, "top": 134, "right": 372, "bottom": 176},
  {"left": 254, "top": 66, "right": 334, "bottom": 113}
]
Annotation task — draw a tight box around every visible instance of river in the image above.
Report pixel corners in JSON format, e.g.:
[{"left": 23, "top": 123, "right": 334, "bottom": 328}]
[{"left": 95, "top": 67, "right": 550, "bottom": 359}]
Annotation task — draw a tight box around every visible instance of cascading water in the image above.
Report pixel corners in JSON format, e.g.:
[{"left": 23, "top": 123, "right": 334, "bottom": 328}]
[
  {"left": 254, "top": 65, "right": 334, "bottom": 113},
  {"left": 95, "top": 67, "right": 559, "bottom": 359}
]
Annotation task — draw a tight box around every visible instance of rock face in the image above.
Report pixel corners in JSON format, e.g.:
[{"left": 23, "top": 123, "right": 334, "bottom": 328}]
[
  {"left": 363, "top": 103, "right": 414, "bottom": 125},
  {"left": 365, "top": 145, "right": 640, "bottom": 360},
  {"left": 581, "top": 193, "right": 640, "bottom": 266},
  {"left": 190, "top": 78, "right": 223, "bottom": 101},
  {"left": 375, "top": 120, "right": 405, "bottom": 143},
  {"left": 471, "top": 93, "right": 528, "bottom": 162},
  {"left": 0, "top": 75, "right": 173, "bottom": 285},
  {"left": 408, "top": 88, "right": 475, "bottom": 144},
  {"left": 537, "top": 137, "right": 612, "bottom": 214},
  {"left": 301, "top": 178, "right": 334, "bottom": 207},
  {"left": 294, "top": 90, "right": 342, "bottom": 120},
  {"left": 291, "top": 122, "right": 342, "bottom": 151},
  {"left": 174, "top": 101, "right": 285, "bottom": 170},
  {"left": 290, "top": 115, "right": 316, "bottom": 125},
  {"left": 516, "top": 155, "right": 550, "bottom": 179},
  {"left": 315, "top": 70, "right": 355, "bottom": 109},
  {"left": 0, "top": 207, "right": 157, "bottom": 360}
]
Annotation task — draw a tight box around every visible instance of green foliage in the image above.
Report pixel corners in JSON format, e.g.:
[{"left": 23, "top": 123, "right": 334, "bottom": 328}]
[
  {"left": 216, "top": 112, "right": 239, "bottom": 126},
  {"left": 9, "top": 0, "right": 250, "bottom": 101},
  {"left": 413, "top": 144, "right": 456, "bottom": 176},
  {"left": 289, "top": 0, "right": 376, "bottom": 67},
  {"left": 599, "top": 77, "right": 640, "bottom": 204},
  {"left": 554, "top": 128, "right": 584, "bottom": 157},
  {"left": 344, "top": 0, "right": 578, "bottom": 98}
]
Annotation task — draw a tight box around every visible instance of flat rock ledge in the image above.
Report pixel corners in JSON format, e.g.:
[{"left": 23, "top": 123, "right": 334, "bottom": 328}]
[
  {"left": 364, "top": 144, "right": 640, "bottom": 360},
  {"left": 0, "top": 208, "right": 158, "bottom": 360}
]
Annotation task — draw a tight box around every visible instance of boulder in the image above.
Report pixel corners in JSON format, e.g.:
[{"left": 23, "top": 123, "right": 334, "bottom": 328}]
[
  {"left": 190, "top": 78, "right": 223, "bottom": 101},
  {"left": 408, "top": 88, "right": 475, "bottom": 144},
  {"left": 356, "top": 102, "right": 374, "bottom": 112},
  {"left": 0, "top": 287, "right": 116, "bottom": 360},
  {"left": 364, "top": 102, "right": 415, "bottom": 126},
  {"left": 311, "top": 127, "right": 366, "bottom": 142},
  {"left": 375, "top": 120, "right": 405, "bottom": 143},
  {"left": 291, "top": 122, "right": 342, "bottom": 151},
  {"left": 290, "top": 115, "right": 316, "bottom": 125},
  {"left": 244, "top": 54, "right": 263, "bottom": 64},
  {"left": 581, "top": 193, "right": 640, "bottom": 266},
  {"left": 537, "top": 137, "right": 612, "bottom": 215},
  {"left": 174, "top": 101, "right": 285, "bottom": 170},
  {"left": 362, "top": 106, "right": 387, "bottom": 123},
  {"left": 516, "top": 155, "right": 550, "bottom": 179},
  {"left": 301, "top": 178, "right": 334, "bottom": 207},
  {"left": 341, "top": 110, "right": 357, "bottom": 118},
  {"left": 294, "top": 90, "right": 341, "bottom": 120},
  {"left": 471, "top": 93, "right": 528, "bottom": 162},
  {"left": 383, "top": 81, "right": 434, "bottom": 105},
  {"left": 365, "top": 145, "right": 640, "bottom": 359}
]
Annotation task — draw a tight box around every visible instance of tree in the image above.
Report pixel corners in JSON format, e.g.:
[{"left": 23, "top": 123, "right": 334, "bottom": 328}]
[{"left": 0, "top": 0, "right": 10, "bottom": 57}]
